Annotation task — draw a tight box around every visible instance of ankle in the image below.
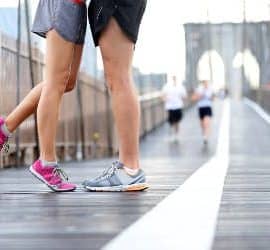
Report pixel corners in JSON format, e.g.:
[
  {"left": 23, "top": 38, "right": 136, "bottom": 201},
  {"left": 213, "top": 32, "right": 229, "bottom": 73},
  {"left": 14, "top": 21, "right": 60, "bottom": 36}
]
[
  {"left": 119, "top": 158, "right": 139, "bottom": 169},
  {"left": 123, "top": 166, "right": 139, "bottom": 176},
  {"left": 119, "top": 159, "right": 140, "bottom": 175},
  {"left": 0, "top": 121, "right": 12, "bottom": 137},
  {"left": 40, "top": 158, "right": 58, "bottom": 167}
]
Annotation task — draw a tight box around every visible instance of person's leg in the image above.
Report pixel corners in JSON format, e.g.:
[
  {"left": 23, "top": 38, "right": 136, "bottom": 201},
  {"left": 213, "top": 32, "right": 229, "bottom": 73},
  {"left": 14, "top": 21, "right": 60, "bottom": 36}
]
[
  {"left": 4, "top": 77, "right": 78, "bottom": 133},
  {"left": 202, "top": 116, "right": 211, "bottom": 138},
  {"left": 82, "top": 18, "right": 148, "bottom": 192},
  {"left": 201, "top": 116, "right": 211, "bottom": 145},
  {"left": 4, "top": 83, "right": 44, "bottom": 133},
  {"left": 200, "top": 119, "right": 204, "bottom": 133},
  {"left": 29, "top": 30, "right": 83, "bottom": 192},
  {"left": 174, "top": 123, "right": 179, "bottom": 134},
  {"left": 0, "top": 41, "right": 81, "bottom": 153},
  {"left": 99, "top": 18, "right": 140, "bottom": 170},
  {"left": 37, "top": 30, "right": 83, "bottom": 162}
]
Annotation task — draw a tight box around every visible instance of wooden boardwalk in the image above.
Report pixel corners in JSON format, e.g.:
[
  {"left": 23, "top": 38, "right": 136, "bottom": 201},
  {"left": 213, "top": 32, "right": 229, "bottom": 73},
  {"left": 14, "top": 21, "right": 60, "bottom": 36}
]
[
  {"left": 213, "top": 101, "right": 270, "bottom": 250},
  {"left": 1, "top": 100, "right": 270, "bottom": 250}
]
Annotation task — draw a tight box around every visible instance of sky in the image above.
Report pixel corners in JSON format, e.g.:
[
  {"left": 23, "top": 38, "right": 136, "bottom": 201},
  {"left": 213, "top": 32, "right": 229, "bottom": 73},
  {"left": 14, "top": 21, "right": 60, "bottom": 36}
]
[
  {"left": 1, "top": 0, "right": 270, "bottom": 78},
  {"left": 133, "top": 0, "right": 270, "bottom": 77}
]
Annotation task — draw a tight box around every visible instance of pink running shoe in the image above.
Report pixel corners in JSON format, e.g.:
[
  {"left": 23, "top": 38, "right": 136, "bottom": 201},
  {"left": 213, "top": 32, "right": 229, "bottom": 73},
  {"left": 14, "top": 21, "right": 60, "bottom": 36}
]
[
  {"left": 29, "top": 160, "right": 76, "bottom": 192},
  {"left": 0, "top": 117, "right": 9, "bottom": 153}
]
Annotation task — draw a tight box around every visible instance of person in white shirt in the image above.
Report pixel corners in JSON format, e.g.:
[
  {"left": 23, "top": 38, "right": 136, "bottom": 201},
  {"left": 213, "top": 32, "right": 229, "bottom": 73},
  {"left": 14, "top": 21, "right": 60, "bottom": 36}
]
[
  {"left": 192, "top": 80, "right": 214, "bottom": 145},
  {"left": 162, "top": 75, "right": 187, "bottom": 140}
]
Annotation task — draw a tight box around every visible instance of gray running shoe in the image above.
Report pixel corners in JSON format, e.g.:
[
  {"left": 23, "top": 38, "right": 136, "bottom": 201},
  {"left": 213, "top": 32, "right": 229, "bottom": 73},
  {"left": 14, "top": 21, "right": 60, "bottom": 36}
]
[{"left": 82, "top": 161, "right": 149, "bottom": 192}]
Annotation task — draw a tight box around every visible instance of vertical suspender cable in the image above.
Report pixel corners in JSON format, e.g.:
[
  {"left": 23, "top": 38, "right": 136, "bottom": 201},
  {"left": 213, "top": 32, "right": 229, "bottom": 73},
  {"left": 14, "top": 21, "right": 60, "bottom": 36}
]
[
  {"left": 242, "top": 0, "right": 247, "bottom": 97},
  {"left": 206, "top": 1, "right": 213, "bottom": 83},
  {"left": 76, "top": 79, "right": 86, "bottom": 159},
  {"left": 15, "top": 0, "right": 21, "bottom": 166},
  {"left": 25, "top": 0, "right": 40, "bottom": 156},
  {"left": 93, "top": 47, "right": 98, "bottom": 157}
]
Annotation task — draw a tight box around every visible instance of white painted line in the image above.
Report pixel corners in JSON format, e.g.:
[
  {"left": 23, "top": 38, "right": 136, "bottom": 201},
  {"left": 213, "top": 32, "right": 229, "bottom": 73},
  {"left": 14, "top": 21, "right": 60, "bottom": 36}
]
[
  {"left": 244, "top": 98, "right": 270, "bottom": 124},
  {"left": 103, "top": 100, "right": 230, "bottom": 250}
]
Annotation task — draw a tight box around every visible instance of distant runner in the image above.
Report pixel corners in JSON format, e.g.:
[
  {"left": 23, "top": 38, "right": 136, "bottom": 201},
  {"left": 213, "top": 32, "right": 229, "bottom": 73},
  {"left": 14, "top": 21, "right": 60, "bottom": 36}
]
[
  {"left": 162, "top": 75, "right": 187, "bottom": 141},
  {"left": 192, "top": 80, "right": 214, "bottom": 145}
]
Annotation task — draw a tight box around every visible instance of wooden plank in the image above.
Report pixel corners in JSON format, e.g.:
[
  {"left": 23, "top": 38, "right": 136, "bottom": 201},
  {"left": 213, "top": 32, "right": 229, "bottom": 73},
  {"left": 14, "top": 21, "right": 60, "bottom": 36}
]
[
  {"left": 213, "top": 101, "right": 270, "bottom": 250},
  {"left": 0, "top": 104, "right": 223, "bottom": 250}
]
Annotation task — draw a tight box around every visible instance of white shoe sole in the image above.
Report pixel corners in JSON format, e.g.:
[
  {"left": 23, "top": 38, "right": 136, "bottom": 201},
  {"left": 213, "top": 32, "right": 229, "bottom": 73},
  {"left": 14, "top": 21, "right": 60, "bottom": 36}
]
[{"left": 84, "top": 183, "right": 149, "bottom": 192}]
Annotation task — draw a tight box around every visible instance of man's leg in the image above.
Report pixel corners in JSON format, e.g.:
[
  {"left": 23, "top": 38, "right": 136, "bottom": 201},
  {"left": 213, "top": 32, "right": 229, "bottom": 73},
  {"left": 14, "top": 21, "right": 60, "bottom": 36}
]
[
  {"left": 203, "top": 117, "right": 211, "bottom": 138},
  {"left": 201, "top": 116, "right": 211, "bottom": 145},
  {"left": 99, "top": 18, "right": 140, "bottom": 170},
  {"left": 174, "top": 123, "right": 179, "bottom": 134},
  {"left": 82, "top": 18, "right": 148, "bottom": 192}
]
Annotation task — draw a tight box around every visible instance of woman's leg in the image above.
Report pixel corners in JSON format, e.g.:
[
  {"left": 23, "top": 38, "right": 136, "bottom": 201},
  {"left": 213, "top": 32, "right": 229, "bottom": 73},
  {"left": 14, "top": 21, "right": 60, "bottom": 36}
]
[
  {"left": 37, "top": 30, "right": 83, "bottom": 162},
  {"left": 4, "top": 62, "right": 80, "bottom": 133},
  {"left": 99, "top": 18, "right": 140, "bottom": 170},
  {"left": 5, "top": 82, "right": 43, "bottom": 132}
]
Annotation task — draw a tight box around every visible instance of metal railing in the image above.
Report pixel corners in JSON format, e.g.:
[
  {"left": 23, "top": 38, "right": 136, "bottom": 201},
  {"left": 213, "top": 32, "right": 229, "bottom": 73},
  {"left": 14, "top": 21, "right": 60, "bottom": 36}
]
[{"left": 246, "top": 88, "right": 270, "bottom": 114}]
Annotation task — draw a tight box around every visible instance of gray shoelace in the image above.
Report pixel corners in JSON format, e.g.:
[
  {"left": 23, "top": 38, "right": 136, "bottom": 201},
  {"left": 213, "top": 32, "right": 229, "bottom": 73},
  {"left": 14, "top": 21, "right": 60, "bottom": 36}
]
[
  {"left": 97, "top": 161, "right": 123, "bottom": 181},
  {"left": 3, "top": 141, "right": 9, "bottom": 153},
  {"left": 53, "top": 167, "right": 69, "bottom": 181}
]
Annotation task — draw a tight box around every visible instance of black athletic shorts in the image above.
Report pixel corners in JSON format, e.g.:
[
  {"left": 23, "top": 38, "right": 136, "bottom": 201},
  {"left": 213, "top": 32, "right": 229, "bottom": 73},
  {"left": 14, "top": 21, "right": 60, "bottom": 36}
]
[
  {"left": 168, "top": 109, "right": 183, "bottom": 125},
  {"left": 198, "top": 107, "right": 213, "bottom": 120},
  {"left": 88, "top": 0, "right": 147, "bottom": 46}
]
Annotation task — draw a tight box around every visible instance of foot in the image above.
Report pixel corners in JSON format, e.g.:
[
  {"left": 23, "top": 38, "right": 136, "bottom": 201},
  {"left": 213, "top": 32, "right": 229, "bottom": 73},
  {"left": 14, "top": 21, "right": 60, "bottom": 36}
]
[
  {"left": 82, "top": 161, "right": 149, "bottom": 192},
  {"left": 29, "top": 160, "right": 76, "bottom": 192},
  {"left": 0, "top": 117, "right": 9, "bottom": 153}
]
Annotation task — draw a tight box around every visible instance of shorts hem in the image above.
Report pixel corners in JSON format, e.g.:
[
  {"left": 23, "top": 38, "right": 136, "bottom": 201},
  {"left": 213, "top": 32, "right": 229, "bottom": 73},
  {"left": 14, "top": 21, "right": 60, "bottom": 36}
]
[
  {"left": 92, "top": 15, "right": 137, "bottom": 47},
  {"left": 31, "top": 27, "right": 85, "bottom": 45},
  {"left": 198, "top": 107, "right": 213, "bottom": 120}
]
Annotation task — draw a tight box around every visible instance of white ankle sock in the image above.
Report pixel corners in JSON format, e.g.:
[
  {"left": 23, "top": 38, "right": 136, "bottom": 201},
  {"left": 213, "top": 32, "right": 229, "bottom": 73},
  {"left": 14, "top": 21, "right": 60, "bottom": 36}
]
[
  {"left": 41, "top": 160, "right": 58, "bottom": 167},
  {"left": 0, "top": 123, "right": 12, "bottom": 137},
  {"left": 124, "top": 166, "right": 139, "bottom": 176}
]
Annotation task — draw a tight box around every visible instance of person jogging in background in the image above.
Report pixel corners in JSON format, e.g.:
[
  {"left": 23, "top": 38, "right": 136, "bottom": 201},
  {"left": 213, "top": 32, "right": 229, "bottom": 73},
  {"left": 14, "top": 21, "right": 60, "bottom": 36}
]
[
  {"left": 162, "top": 75, "right": 187, "bottom": 141},
  {"left": 192, "top": 80, "right": 214, "bottom": 145}
]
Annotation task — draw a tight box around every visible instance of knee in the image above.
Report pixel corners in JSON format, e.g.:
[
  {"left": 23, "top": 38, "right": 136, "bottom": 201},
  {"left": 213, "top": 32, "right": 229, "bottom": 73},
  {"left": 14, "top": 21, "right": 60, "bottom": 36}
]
[
  {"left": 104, "top": 63, "right": 132, "bottom": 92},
  {"left": 46, "top": 70, "right": 71, "bottom": 95},
  {"left": 65, "top": 77, "right": 76, "bottom": 93}
]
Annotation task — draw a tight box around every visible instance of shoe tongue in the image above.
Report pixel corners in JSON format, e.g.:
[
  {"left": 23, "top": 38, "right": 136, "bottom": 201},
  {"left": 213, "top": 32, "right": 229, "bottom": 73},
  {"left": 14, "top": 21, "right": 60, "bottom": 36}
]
[{"left": 115, "top": 161, "right": 124, "bottom": 169}]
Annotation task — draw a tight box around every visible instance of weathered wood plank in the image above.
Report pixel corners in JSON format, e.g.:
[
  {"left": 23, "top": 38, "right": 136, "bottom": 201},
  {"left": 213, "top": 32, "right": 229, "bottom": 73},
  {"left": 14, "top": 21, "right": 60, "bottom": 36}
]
[
  {"left": 0, "top": 104, "right": 223, "bottom": 250},
  {"left": 213, "top": 101, "right": 270, "bottom": 250}
]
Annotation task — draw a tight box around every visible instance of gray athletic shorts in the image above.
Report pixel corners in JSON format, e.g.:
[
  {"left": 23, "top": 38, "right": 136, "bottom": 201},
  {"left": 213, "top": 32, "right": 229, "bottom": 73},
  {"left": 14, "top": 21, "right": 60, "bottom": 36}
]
[{"left": 32, "top": 0, "right": 87, "bottom": 44}]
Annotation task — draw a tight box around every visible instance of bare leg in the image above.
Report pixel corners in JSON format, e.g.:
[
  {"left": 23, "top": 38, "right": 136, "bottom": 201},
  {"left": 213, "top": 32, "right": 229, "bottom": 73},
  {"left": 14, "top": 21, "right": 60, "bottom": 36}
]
[
  {"left": 5, "top": 63, "right": 79, "bottom": 133},
  {"left": 37, "top": 30, "right": 83, "bottom": 162},
  {"left": 5, "top": 82, "right": 44, "bottom": 132},
  {"left": 201, "top": 117, "right": 211, "bottom": 139},
  {"left": 99, "top": 18, "right": 140, "bottom": 170},
  {"left": 174, "top": 123, "right": 179, "bottom": 134}
]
